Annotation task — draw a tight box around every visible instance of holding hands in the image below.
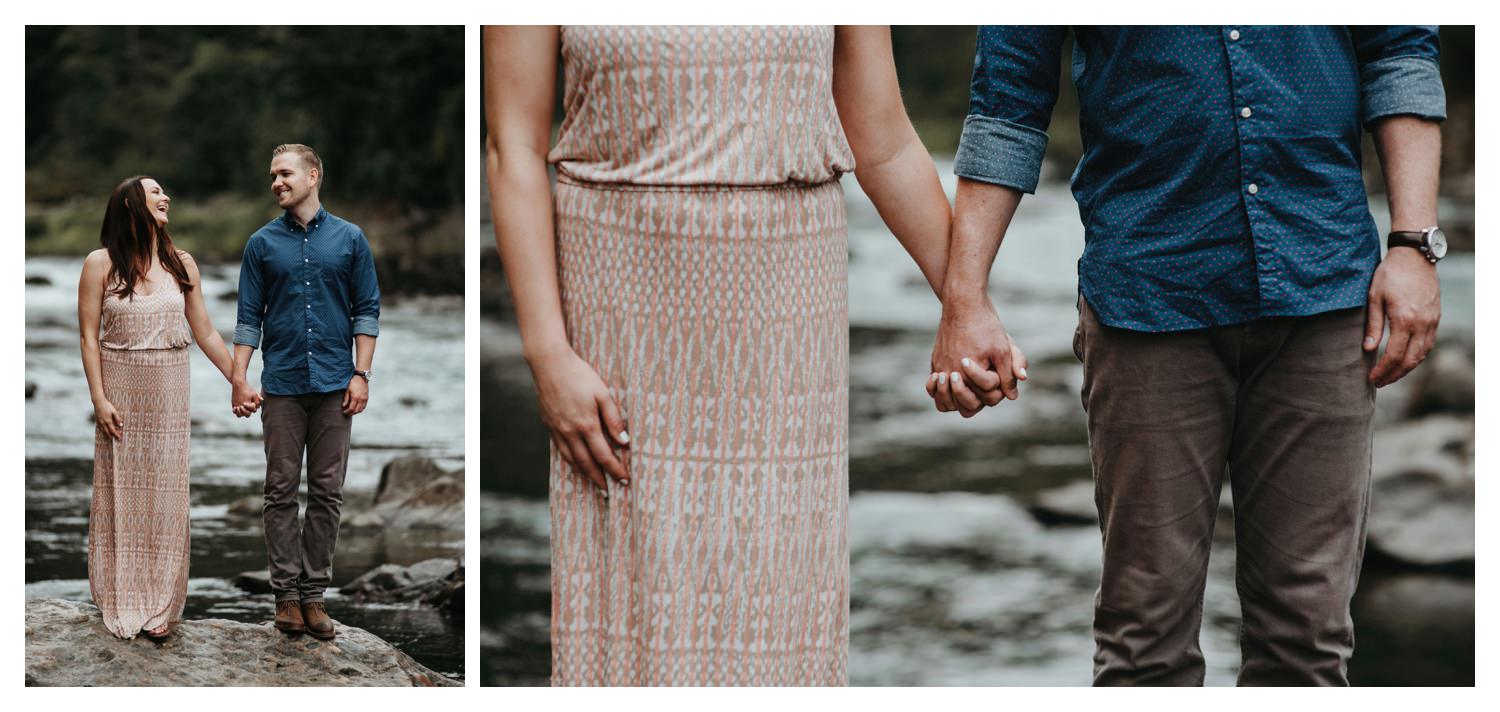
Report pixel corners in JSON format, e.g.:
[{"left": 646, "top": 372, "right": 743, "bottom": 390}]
[
  {"left": 926, "top": 297, "right": 1028, "bottom": 417},
  {"left": 231, "top": 378, "right": 263, "bottom": 418}
]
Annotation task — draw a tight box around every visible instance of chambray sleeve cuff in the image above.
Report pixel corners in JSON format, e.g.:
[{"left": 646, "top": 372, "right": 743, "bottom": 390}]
[
  {"left": 953, "top": 114, "right": 1050, "bottom": 193},
  {"left": 233, "top": 324, "right": 261, "bottom": 349},
  {"left": 352, "top": 316, "right": 380, "bottom": 338},
  {"left": 1361, "top": 55, "right": 1448, "bottom": 125}
]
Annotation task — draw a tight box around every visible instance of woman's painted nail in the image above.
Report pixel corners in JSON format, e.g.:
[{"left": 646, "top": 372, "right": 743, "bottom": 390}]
[
  {"left": 961, "top": 358, "right": 972, "bottom": 368},
  {"left": 937, "top": 373, "right": 947, "bottom": 384},
  {"left": 1363, "top": 337, "right": 1376, "bottom": 349},
  {"left": 1018, "top": 367, "right": 1029, "bottom": 379},
  {"left": 621, "top": 479, "right": 630, "bottom": 487},
  {"left": 618, "top": 431, "right": 630, "bottom": 444},
  {"left": 950, "top": 371, "right": 962, "bottom": 385}
]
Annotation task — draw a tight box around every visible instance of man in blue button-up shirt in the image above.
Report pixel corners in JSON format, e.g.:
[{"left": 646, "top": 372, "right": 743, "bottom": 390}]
[
  {"left": 231, "top": 143, "right": 380, "bottom": 639},
  {"left": 928, "top": 27, "right": 1447, "bottom": 685}
]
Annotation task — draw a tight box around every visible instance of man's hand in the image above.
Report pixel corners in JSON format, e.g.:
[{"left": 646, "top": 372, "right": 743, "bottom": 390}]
[
  {"left": 342, "top": 374, "right": 369, "bottom": 415},
  {"left": 926, "top": 297, "right": 1028, "bottom": 417},
  {"left": 1365, "top": 246, "right": 1441, "bottom": 387},
  {"left": 232, "top": 378, "right": 262, "bottom": 418}
]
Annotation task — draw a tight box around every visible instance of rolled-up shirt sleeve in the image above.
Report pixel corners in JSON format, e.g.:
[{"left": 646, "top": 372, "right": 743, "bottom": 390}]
[
  {"left": 1351, "top": 25, "right": 1447, "bottom": 125},
  {"left": 233, "top": 235, "right": 264, "bottom": 348},
  {"left": 350, "top": 230, "right": 381, "bottom": 338},
  {"left": 954, "top": 25, "right": 1069, "bottom": 193}
]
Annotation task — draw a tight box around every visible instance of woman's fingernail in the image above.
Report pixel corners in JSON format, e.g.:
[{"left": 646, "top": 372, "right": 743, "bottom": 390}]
[
  {"left": 618, "top": 431, "right": 630, "bottom": 444},
  {"left": 1018, "top": 367, "right": 1028, "bottom": 379},
  {"left": 937, "top": 373, "right": 947, "bottom": 384},
  {"left": 601, "top": 489, "right": 610, "bottom": 499},
  {"left": 961, "top": 358, "right": 972, "bottom": 368},
  {"left": 1363, "top": 337, "right": 1376, "bottom": 348},
  {"left": 621, "top": 479, "right": 630, "bottom": 487},
  {"left": 950, "top": 371, "right": 961, "bottom": 384}
]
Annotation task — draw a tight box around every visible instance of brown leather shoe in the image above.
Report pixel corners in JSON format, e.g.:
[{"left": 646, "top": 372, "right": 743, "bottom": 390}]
[
  {"left": 301, "top": 601, "right": 335, "bottom": 640},
  {"left": 274, "top": 600, "right": 305, "bottom": 634}
]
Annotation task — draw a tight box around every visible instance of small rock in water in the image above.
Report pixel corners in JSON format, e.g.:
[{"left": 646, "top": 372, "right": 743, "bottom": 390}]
[
  {"left": 226, "top": 495, "right": 264, "bottom": 518},
  {"left": 1029, "top": 480, "right": 1097, "bottom": 526},
  {"left": 232, "top": 570, "right": 273, "bottom": 594}
]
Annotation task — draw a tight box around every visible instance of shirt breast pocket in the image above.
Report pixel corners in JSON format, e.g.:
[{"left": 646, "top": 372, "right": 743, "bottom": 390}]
[{"left": 327, "top": 239, "right": 356, "bottom": 283}]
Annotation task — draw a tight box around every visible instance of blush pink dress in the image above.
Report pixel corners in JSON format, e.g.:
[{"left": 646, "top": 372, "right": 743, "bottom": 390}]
[
  {"left": 89, "top": 279, "right": 193, "bottom": 638},
  {"left": 546, "top": 25, "right": 853, "bottom": 686}
]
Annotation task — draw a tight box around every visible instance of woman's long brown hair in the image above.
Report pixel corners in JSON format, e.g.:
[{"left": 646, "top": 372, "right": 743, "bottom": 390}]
[{"left": 99, "top": 175, "right": 193, "bottom": 299}]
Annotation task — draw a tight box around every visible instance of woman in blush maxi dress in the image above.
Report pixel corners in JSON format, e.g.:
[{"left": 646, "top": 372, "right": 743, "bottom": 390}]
[{"left": 488, "top": 25, "right": 957, "bottom": 686}]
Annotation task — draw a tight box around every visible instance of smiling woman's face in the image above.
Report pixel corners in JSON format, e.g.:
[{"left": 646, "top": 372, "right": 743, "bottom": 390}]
[{"left": 139, "top": 177, "right": 170, "bottom": 227}]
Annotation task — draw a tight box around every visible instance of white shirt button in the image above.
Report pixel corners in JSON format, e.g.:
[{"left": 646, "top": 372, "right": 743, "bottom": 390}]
[
  {"left": 1240, "top": 107, "right": 1253, "bottom": 118},
  {"left": 1247, "top": 183, "right": 1260, "bottom": 195},
  {"left": 1229, "top": 29, "right": 1241, "bottom": 41}
]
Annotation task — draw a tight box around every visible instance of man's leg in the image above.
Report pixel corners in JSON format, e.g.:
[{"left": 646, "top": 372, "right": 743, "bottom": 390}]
[
  {"left": 261, "top": 395, "right": 310, "bottom": 604},
  {"left": 1077, "top": 297, "right": 1238, "bottom": 686},
  {"left": 1228, "top": 307, "right": 1375, "bottom": 686},
  {"left": 298, "top": 390, "right": 352, "bottom": 603}
]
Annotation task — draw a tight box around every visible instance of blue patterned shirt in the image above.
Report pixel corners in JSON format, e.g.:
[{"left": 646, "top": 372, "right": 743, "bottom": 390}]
[
  {"left": 955, "top": 26, "right": 1447, "bottom": 332},
  {"left": 233, "top": 206, "right": 381, "bottom": 395}
]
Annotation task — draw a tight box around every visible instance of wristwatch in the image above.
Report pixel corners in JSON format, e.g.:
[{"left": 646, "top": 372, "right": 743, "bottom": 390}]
[
  {"left": 1387, "top": 226, "right": 1448, "bottom": 264},
  {"left": 354, "top": 369, "right": 373, "bottom": 382}
]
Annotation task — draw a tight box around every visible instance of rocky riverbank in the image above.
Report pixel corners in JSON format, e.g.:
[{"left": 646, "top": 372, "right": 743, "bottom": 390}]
[{"left": 25, "top": 598, "right": 459, "bottom": 687}]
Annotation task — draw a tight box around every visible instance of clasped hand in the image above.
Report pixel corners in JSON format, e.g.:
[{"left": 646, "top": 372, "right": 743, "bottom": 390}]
[
  {"left": 926, "top": 298, "right": 1028, "bottom": 418},
  {"left": 231, "top": 379, "right": 263, "bottom": 418}
]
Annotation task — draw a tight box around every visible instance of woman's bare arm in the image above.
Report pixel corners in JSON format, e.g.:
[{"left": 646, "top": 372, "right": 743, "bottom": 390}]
[
  {"left": 832, "top": 25, "right": 953, "bottom": 295},
  {"left": 179, "top": 252, "right": 236, "bottom": 383},
  {"left": 78, "top": 250, "right": 123, "bottom": 439},
  {"left": 484, "top": 25, "right": 629, "bottom": 491}
]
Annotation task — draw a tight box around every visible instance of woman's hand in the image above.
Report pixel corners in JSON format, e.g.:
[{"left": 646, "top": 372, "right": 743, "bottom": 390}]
[
  {"left": 529, "top": 346, "right": 631, "bottom": 491},
  {"left": 94, "top": 398, "right": 125, "bottom": 440}
]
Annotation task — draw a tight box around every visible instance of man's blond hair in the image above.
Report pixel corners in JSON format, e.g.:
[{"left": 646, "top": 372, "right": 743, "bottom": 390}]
[{"left": 272, "top": 143, "right": 323, "bottom": 178}]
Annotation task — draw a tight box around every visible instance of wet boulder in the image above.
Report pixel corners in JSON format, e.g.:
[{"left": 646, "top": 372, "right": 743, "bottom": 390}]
[
  {"left": 1366, "top": 415, "right": 1474, "bottom": 570},
  {"left": 340, "top": 557, "right": 463, "bottom": 611},
  {"left": 345, "top": 456, "right": 463, "bottom": 531}
]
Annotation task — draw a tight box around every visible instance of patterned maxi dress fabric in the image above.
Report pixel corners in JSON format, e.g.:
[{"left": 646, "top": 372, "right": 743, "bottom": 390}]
[
  {"left": 89, "top": 281, "right": 193, "bottom": 638},
  {"left": 546, "top": 26, "right": 853, "bottom": 686}
]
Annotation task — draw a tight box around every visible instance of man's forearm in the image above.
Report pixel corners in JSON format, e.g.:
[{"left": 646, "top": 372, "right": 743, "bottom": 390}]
[
  {"left": 1371, "top": 116, "right": 1442, "bottom": 232},
  {"left": 232, "top": 343, "right": 255, "bottom": 383},
  {"left": 942, "top": 178, "right": 1025, "bottom": 308},
  {"left": 354, "top": 334, "right": 376, "bottom": 372}
]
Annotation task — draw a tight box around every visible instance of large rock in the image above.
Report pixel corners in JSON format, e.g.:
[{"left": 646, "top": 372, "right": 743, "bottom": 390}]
[
  {"left": 24, "top": 598, "right": 458, "bottom": 687},
  {"left": 1366, "top": 416, "right": 1475, "bottom": 569},
  {"left": 341, "top": 558, "right": 463, "bottom": 612},
  {"left": 1404, "top": 344, "right": 1475, "bottom": 418},
  {"left": 345, "top": 456, "right": 463, "bottom": 531}
]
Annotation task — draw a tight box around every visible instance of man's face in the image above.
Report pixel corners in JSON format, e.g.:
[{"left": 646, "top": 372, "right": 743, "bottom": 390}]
[{"left": 269, "top": 152, "right": 318, "bottom": 210}]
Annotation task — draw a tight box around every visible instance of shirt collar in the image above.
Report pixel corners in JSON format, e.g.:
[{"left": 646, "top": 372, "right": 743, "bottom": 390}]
[{"left": 282, "top": 204, "right": 329, "bottom": 232}]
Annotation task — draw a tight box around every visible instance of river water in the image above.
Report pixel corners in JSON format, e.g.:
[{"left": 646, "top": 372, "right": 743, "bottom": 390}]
[
  {"left": 479, "top": 160, "right": 1474, "bottom": 686},
  {"left": 24, "top": 256, "right": 466, "bottom": 682}
]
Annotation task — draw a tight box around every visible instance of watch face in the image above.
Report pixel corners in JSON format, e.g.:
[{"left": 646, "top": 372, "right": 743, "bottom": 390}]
[{"left": 1427, "top": 227, "right": 1449, "bottom": 259}]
